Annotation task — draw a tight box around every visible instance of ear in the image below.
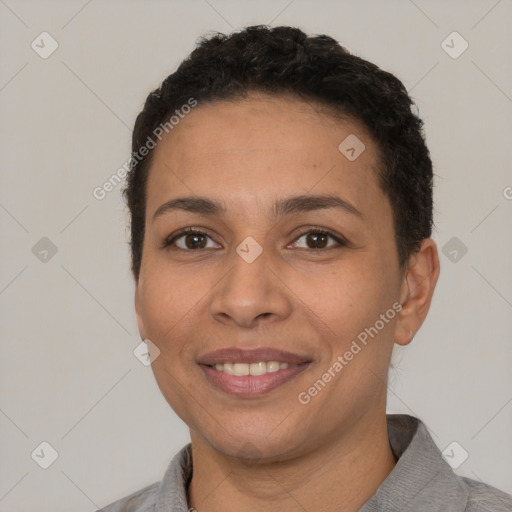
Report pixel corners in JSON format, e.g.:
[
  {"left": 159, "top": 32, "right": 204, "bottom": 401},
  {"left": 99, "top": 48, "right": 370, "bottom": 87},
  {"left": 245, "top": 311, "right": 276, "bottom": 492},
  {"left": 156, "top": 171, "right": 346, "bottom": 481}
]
[
  {"left": 135, "top": 284, "right": 148, "bottom": 341},
  {"left": 394, "top": 238, "right": 440, "bottom": 346}
]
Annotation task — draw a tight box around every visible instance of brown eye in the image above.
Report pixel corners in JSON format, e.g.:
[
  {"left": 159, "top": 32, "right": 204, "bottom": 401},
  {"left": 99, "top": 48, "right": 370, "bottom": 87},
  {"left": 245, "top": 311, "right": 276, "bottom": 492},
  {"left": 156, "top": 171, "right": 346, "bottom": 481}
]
[
  {"left": 293, "top": 229, "right": 346, "bottom": 250},
  {"left": 181, "top": 233, "right": 208, "bottom": 249},
  {"left": 162, "top": 229, "right": 220, "bottom": 250},
  {"left": 305, "top": 232, "right": 329, "bottom": 249}
]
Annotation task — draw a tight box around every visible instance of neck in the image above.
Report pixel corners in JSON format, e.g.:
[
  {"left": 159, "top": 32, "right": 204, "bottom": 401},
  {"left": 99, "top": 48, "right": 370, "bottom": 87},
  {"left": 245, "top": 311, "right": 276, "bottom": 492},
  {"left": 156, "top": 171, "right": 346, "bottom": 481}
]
[{"left": 187, "top": 412, "right": 396, "bottom": 512}]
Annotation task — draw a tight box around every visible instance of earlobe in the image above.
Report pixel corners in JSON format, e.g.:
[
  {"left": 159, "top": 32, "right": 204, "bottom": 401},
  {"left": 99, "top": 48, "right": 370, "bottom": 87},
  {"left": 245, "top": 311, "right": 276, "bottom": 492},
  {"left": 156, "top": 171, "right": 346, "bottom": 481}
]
[{"left": 394, "top": 239, "right": 440, "bottom": 346}]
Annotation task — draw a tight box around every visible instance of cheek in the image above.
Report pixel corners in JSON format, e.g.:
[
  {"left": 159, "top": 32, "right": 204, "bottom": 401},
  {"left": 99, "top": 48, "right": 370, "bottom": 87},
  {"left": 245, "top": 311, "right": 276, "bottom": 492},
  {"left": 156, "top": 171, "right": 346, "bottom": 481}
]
[
  {"left": 324, "top": 268, "right": 398, "bottom": 383},
  {"left": 138, "top": 271, "right": 193, "bottom": 358},
  {"left": 140, "top": 249, "right": 202, "bottom": 319},
  {"left": 296, "top": 258, "right": 394, "bottom": 334},
  {"left": 304, "top": 267, "right": 396, "bottom": 395},
  {"left": 139, "top": 273, "right": 204, "bottom": 421}
]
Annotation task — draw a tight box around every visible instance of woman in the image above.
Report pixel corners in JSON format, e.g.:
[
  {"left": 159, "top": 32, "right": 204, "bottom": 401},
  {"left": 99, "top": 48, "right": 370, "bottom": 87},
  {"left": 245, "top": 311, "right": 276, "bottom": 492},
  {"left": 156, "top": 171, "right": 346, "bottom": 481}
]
[{"left": 98, "top": 25, "right": 511, "bottom": 512}]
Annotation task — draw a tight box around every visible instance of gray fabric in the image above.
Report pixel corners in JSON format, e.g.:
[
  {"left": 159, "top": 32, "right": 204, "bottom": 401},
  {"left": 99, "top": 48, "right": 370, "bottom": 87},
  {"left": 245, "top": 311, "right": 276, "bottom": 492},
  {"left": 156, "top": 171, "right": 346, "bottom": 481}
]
[{"left": 97, "top": 414, "right": 512, "bottom": 511}]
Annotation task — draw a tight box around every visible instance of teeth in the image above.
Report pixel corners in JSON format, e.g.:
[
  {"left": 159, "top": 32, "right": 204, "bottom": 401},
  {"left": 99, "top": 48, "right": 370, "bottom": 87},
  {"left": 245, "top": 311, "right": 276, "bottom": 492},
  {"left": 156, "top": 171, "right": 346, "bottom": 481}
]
[
  {"left": 249, "top": 362, "right": 266, "bottom": 376},
  {"left": 233, "top": 363, "right": 249, "bottom": 376},
  {"left": 222, "top": 363, "right": 234, "bottom": 375},
  {"left": 212, "top": 361, "right": 290, "bottom": 375},
  {"left": 267, "top": 361, "right": 281, "bottom": 372}
]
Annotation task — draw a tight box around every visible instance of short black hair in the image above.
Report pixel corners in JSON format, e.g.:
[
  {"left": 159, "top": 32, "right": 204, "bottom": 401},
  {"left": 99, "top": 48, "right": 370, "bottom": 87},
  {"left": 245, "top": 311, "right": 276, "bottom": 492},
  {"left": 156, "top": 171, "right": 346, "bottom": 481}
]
[{"left": 124, "top": 24, "right": 434, "bottom": 281}]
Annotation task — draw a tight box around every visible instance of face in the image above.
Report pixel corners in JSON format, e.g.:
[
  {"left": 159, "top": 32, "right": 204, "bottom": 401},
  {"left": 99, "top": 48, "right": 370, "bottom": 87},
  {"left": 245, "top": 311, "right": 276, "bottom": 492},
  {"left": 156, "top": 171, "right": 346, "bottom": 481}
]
[{"left": 135, "top": 93, "right": 412, "bottom": 462}]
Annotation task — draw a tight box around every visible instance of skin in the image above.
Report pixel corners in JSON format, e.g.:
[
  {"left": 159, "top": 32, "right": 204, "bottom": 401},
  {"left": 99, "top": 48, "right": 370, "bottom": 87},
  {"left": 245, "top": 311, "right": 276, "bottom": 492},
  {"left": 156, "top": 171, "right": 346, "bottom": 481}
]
[{"left": 134, "top": 93, "right": 440, "bottom": 512}]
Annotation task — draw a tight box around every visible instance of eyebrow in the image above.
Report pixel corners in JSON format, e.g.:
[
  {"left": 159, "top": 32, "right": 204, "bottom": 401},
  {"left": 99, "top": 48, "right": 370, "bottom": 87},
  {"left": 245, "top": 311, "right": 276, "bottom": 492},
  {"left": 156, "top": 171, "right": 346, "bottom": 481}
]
[{"left": 152, "top": 194, "right": 363, "bottom": 222}]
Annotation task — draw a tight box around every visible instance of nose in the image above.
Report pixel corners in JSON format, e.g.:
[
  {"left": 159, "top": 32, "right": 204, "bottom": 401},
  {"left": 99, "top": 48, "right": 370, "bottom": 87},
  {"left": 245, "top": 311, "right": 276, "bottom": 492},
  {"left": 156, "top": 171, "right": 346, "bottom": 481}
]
[{"left": 208, "top": 243, "right": 293, "bottom": 329}]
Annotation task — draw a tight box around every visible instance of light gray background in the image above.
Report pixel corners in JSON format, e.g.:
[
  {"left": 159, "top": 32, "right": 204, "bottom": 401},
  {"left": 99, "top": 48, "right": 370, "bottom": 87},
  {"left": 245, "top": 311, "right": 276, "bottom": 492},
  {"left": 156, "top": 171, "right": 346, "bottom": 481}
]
[{"left": 1, "top": 1, "right": 511, "bottom": 510}]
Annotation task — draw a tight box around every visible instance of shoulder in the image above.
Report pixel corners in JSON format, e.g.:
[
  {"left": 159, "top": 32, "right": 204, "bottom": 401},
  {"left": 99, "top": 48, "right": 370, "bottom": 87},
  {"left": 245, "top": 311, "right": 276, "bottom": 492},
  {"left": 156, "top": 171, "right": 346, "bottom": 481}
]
[
  {"left": 95, "top": 443, "right": 193, "bottom": 512},
  {"left": 95, "top": 481, "right": 160, "bottom": 512},
  {"left": 460, "top": 476, "right": 512, "bottom": 512}
]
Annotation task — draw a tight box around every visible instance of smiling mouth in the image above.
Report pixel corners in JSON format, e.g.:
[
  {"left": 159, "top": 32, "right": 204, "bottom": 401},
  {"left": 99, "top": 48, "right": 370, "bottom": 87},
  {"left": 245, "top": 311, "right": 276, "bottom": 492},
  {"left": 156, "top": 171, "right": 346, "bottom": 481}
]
[
  {"left": 199, "top": 360, "right": 311, "bottom": 397},
  {"left": 197, "top": 347, "right": 312, "bottom": 397},
  {"left": 209, "top": 361, "right": 292, "bottom": 376}
]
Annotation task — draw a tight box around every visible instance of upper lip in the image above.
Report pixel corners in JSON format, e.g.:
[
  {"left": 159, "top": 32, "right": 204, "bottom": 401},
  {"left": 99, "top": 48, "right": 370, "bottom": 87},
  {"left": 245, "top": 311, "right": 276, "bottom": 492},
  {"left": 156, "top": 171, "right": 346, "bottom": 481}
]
[{"left": 197, "top": 347, "right": 312, "bottom": 366}]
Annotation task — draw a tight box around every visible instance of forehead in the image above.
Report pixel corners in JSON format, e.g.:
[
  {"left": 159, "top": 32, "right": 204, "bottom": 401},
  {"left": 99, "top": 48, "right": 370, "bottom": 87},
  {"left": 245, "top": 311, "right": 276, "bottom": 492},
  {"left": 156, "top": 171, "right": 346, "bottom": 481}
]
[{"left": 145, "top": 94, "right": 387, "bottom": 224}]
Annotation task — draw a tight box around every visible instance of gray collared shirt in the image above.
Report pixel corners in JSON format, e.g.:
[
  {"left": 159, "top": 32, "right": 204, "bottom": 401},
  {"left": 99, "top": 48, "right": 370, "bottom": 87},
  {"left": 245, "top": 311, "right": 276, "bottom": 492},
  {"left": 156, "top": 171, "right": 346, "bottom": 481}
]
[{"left": 97, "top": 414, "right": 512, "bottom": 511}]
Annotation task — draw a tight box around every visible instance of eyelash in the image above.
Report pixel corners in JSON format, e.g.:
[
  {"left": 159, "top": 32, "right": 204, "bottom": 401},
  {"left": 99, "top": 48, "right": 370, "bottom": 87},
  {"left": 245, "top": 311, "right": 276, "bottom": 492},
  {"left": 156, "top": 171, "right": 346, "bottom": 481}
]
[{"left": 161, "top": 226, "right": 348, "bottom": 251}]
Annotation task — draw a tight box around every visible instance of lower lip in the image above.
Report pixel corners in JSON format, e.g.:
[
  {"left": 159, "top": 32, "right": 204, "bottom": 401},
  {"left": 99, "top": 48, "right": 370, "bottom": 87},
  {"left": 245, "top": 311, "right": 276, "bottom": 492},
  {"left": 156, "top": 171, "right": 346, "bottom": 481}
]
[{"left": 199, "top": 364, "right": 310, "bottom": 397}]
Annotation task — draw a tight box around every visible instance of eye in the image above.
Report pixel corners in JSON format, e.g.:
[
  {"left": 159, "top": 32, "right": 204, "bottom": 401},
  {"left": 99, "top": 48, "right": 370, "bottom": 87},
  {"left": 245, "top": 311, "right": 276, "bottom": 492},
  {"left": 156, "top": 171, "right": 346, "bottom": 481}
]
[
  {"left": 162, "top": 228, "right": 220, "bottom": 250},
  {"left": 162, "top": 227, "right": 348, "bottom": 251},
  {"left": 291, "top": 228, "right": 347, "bottom": 250}
]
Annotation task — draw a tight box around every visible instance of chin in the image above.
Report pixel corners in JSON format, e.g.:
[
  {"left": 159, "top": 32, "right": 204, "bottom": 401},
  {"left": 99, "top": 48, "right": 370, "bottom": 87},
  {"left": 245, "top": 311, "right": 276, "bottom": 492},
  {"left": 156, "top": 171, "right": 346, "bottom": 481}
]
[
  {"left": 193, "top": 411, "right": 310, "bottom": 463},
  {"left": 211, "top": 435, "right": 301, "bottom": 464}
]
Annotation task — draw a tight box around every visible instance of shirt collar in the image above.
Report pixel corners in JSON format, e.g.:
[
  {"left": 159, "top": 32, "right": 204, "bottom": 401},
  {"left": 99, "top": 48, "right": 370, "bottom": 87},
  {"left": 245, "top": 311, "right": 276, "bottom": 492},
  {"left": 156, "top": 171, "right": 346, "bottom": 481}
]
[
  {"left": 155, "top": 414, "right": 469, "bottom": 512},
  {"left": 359, "top": 414, "right": 469, "bottom": 512}
]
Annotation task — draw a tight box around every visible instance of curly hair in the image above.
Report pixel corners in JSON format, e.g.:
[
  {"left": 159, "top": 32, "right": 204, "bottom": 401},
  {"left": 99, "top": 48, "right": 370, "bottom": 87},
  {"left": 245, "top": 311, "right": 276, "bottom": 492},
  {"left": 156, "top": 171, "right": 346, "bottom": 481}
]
[{"left": 123, "top": 24, "right": 434, "bottom": 281}]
